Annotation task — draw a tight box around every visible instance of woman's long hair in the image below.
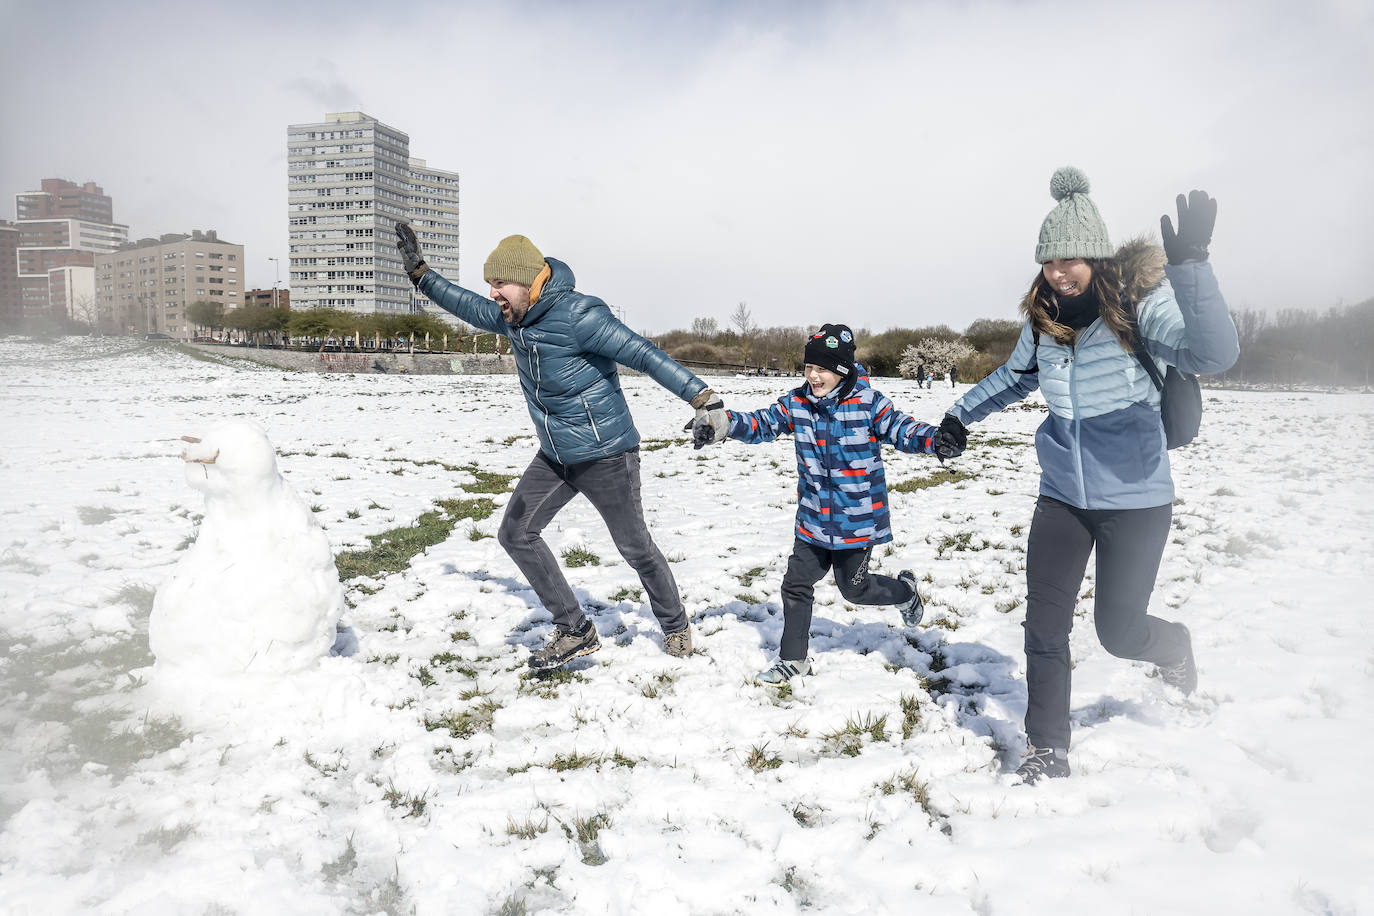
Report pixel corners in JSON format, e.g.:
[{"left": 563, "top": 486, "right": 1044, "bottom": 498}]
[{"left": 1018, "top": 258, "right": 1136, "bottom": 349}]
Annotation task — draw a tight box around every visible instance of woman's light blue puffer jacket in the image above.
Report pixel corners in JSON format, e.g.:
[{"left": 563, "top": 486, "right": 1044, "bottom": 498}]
[{"left": 948, "top": 241, "right": 1239, "bottom": 510}]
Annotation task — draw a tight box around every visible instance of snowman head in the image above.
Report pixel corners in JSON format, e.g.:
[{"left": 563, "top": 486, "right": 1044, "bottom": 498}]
[{"left": 180, "top": 419, "right": 280, "bottom": 496}]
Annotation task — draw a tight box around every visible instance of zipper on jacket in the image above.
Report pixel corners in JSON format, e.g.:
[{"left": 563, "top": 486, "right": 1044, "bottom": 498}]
[
  {"left": 525, "top": 332, "right": 560, "bottom": 463},
  {"left": 582, "top": 397, "right": 601, "bottom": 442},
  {"left": 1068, "top": 335, "right": 1087, "bottom": 507}
]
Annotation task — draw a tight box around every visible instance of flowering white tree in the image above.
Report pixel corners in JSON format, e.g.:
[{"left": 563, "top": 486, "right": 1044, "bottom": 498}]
[{"left": 899, "top": 338, "right": 974, "bottom": 379}]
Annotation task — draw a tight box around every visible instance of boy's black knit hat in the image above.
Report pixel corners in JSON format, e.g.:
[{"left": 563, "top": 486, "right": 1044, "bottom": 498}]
[{"left": 804, "top": 323, "right": 856, "bottom": 377}]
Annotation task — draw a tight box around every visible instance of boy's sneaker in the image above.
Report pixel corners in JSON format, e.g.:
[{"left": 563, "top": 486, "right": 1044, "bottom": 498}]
[
  {"left": 753, "top": 658, "right": 812, "bottom": 687},
  {"left": 663, "top": 624, "right": 694, "bottom": 658},
  {"left": 1015, "top": 744, "right": 1070, "bottom": 784},
  {"left": 528, "top": 619, "right": 600, "bottom": 671},
  {"left": 1158, "top": 623, "right": 1197, "bottom": 695},
  {"left": 896, "top": 570, "right": 924, "bottom": 626}
]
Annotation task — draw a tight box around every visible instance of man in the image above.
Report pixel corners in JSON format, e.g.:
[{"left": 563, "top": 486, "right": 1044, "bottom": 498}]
[{"left": 395, "top": 223, "right": 727, "bottom": 671}]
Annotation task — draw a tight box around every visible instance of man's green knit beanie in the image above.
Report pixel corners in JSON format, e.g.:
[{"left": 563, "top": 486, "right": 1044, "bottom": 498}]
[
  {"left": 483, "top": 235, "right": 546, "bottom": 286},
  {"left": 1034, "top": 166, "right": 1113, "bottom": 263}
]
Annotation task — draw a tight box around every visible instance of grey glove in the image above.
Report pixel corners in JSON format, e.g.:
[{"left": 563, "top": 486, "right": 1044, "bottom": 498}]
[
  {"left": 394, "top": 222, "right": 429, "bottom": 287},
  {"left": 690, "top": 388, "right": 729, "bottom": 449}
]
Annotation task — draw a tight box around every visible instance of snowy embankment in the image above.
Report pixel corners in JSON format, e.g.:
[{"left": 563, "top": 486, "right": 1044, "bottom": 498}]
[{"left": 0, "top": 338, "right": 1370, "bottom": 915}]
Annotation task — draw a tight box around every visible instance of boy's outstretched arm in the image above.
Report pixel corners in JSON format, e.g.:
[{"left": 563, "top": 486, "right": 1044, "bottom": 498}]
[
  {"left": 725, "top": 394, "right": 797, "bottom": 444},
  {"left": 871, "top": 391, "right": 938, "bottom": 454}
]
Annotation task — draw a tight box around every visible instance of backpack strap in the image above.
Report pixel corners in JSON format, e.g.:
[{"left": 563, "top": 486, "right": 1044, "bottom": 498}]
[
  {"left": 1125, "top": 308, "right": 1165, "bottom": 392},
  {"left": 1012, "top": 329, "right": 1040, "bottom": 375}
]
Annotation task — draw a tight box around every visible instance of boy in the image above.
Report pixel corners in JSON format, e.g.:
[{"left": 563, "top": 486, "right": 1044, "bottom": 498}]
[{"left": 703, "top": 324, "right": 939, "bottom": 686}]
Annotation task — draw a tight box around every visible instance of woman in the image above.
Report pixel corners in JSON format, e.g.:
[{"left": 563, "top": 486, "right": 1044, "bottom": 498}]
[{"left": 931, "top": 167, "right": 1239, "bottom": 783}]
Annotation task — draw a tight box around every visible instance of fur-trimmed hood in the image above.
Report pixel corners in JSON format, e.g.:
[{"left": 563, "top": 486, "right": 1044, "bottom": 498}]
[{"left": 1115, "top": 236, "right": 1167, "bottom": 308}]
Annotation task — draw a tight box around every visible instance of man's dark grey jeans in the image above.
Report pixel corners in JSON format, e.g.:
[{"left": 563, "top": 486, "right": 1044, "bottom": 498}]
[{"left": 497, "top": 447, "right": 687, "bottom": 634}]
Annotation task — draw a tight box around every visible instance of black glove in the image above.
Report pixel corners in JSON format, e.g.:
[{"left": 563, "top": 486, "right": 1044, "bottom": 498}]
[
  {"left": 932, "top": 414, "right": 967, "bottom": 462},
  {"left": 1160, "top": 190, "right": 1217, "bottom": 265},
  {"left": 394, "top": 222, "right": 430, "bottom": 287},
  {"left": 690, "top": 388, "right": 728, "bottom": 450}
]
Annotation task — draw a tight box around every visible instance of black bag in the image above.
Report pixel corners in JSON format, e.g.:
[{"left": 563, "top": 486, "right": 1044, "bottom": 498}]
[
  {"left": 1129, "top": 339, "right": 1201, "bottom": 449},
  {"left": 1014, "top": 322, "right": 1202, "bottom": 449}
]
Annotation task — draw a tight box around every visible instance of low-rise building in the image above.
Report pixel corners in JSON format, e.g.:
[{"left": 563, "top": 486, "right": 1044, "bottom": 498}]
[{"left": 95, "top": 230, "right": 244, "bottom": 338}]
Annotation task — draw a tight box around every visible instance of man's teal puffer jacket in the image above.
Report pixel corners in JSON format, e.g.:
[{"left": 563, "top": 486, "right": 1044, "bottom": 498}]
[{"left": 418, "top": 258, "right": 707, "bottom": 465}]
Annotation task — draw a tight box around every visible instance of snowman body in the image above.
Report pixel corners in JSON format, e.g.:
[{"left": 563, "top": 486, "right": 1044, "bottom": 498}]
[{"left": 149, "top": 420, "right": 343, "bottom": 676}]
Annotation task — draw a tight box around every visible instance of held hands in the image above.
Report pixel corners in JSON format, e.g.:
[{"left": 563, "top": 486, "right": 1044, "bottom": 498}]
[
  {"left": 690, "top": 388, "right": 729, "bottom": 450},
  {"left": 1160, "top": 190, "right": 1217, "bottom": 265},
  {"left": 394, "top": 222, "right": 430, "bottom": 287},
  {"left": 932, "top": 414, "right": 968, "bottom": 463}
]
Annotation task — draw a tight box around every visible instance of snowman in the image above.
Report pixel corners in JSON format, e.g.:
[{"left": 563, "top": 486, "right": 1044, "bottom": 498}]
[{"left": 149, "top": 419, "right": 344, "bottom": 676}]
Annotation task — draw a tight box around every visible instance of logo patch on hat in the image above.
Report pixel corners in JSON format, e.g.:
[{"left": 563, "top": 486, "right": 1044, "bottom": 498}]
[
  {"left": 839, "top": 330, "right": 853, "bottom": 343},
  {"left": 825, "top": 336, "right": 839, "bottom": 348}
]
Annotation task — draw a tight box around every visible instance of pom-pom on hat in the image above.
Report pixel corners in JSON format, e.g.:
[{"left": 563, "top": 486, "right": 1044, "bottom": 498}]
[
  {"left": 803, "top": 323, "right": 856, "bottom": 377},
  {"left": 1034, "top": 166, "right": 1113, "bottom": 263},
  {"left": 483, "top": 235, "right": 547, "bottom": 286}
]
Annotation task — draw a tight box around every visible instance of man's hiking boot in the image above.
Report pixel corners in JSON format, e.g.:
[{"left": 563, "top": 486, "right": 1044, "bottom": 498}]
[
  {"left": 1158, "top": 623, "right": 1197, "bottom": 695},
  {"left": 528, "top": 619, "right": 600, "bottom": 671},
  {"left": 754, "top": 658, "right": 812, "bottom": 687},
  {"left": 663, "top": 624, "right": 694, "bottom": 658},
  {"left": 1015, "top": 744, "right": 1070, "bottom": 784},
  {"left": 896, "top": 570, "right": 925, "bottom": 627}
]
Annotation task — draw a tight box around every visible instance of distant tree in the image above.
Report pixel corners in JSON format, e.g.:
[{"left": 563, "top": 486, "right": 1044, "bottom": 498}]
[
  {"left": 730, "top": 302, "right": 756, "bottom": 338},
  {"left": 899, "top": 337, "right": 974, "bottom": 379},
  {"left": 691, "top": 316, "right": 719, "bottom": 337},
  {"left": 69, "top": 294, "right": 101, "bottom": 335},
  {"left": 186, "top": 300, "right": 225, "bottom": 335},
  {"left": 224, "top": 304, "right": 288, "bottom": 345}
]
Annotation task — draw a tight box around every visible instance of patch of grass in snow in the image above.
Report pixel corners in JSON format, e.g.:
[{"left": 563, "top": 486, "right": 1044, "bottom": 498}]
[
  {"left": 561, "top": 546, "right": 601, "bottom": 567},
  {"left": 424, "top": 699, "right": 500, "bottom": 739},
  {"left": 736, "top": 566, "right": 766, "bottom": 587},
  {"left": 381, "top": 779, "right": 429, "bottom": 818},
  {"left": 334, "top": 496, "right": 497, "bottom": 580},
  {"left": 995, "top": 596, "right": 1023, "bottom": 614},
  {"left": 429, "top": 651, "right": 477, "bottom": 678},
  {"left": 609, "top": 586, "right": 643, "bottom": 603},
  {"left": 746, "top": 743, "right": 783, "bottom": 771},
  {"left": 972, "top": 435, "right": 1024, "bottom": 448},
  {"left": 934, "top": 530, "right": 977, "bottom": 557},
  {"left": 137, "top": 822, "right": 195, "bottom": 852},
  {"left": 889, "top": 468, "right": 976, "bottom": 493},
  {"left": 821, "top": 712, "right": 888, "bottom": 756},
  {"left": 899, "top": 694, "right": 923, "bottom": 740},
  {"left": 549, "top": 750, "right": 602, "bottom": 771},
  {"left": 77, "top": 505, "right": 119, "bottom": 525},
  {"left": 519, "top": 667, "right": 586, "bottom": 699},
  {"left": 641, "top": 437, "right": 690, "bottom": 452},
  {"left": 507, "top": 815, "right": 550, "bottom": 840},
  {"left": 791, "top": 803, "right": 821, "bottom": 828},
  {"left": 562, "top": 812, "right": 612, "bottom": 865},
  {"left": 113, "top": 582, "right": 156, "bottom": 613}
]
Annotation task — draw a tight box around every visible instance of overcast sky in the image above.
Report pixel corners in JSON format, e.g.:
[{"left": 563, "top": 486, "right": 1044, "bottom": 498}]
[{"left": 2, "top": 0, "right": 1371, "bottom": 334}]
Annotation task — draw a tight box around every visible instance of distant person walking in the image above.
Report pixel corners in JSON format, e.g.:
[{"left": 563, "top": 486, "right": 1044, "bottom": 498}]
[
  {"left": 949, "top": 364, "right": 958, "bottom": 388},
  {"left": 930, "top": 168, "right": 1239, "bottom": 783},
  {"left": 395, "top": 225, "right": 731, "bottom": 671}
]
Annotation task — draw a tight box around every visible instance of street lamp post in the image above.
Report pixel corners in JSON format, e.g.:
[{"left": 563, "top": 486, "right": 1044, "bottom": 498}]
[{"left": 268, "top": 257, "right": 281, "bottom": 310}]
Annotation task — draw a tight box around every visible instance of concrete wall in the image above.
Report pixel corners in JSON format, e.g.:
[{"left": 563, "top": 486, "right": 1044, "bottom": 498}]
[{"left": 186, "top": 343, "right": 518, "bottom": 375}]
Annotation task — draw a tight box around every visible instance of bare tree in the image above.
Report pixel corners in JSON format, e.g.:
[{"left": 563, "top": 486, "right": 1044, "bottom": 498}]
[
  {"left": 691, "top": 316, "right": 719, "bottom": 337},
  {"left": 730, "top": 302, "right": 756, "bottom": 338}
]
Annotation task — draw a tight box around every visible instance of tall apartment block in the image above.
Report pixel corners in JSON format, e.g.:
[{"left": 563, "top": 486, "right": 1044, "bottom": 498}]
[
  {"left": 0, "top": 221, "right": 20, "bottom": 327},
  {"left": 287, "top": 111, "right": 459, "bottom": 319},
  {"left": 12, "top": 178, "right": 128, "bottom": 323},
  {"left": 94, "top": 230, "right": 244, "bottom": 337}
]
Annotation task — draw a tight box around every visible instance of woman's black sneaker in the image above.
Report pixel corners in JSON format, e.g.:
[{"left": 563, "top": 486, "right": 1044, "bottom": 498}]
[
  {"left": 1015, "top": 744, "right": 1070, "bottom": 784},
  {"left": 529, "top": 619, "right": 600, "bottom": 671}
]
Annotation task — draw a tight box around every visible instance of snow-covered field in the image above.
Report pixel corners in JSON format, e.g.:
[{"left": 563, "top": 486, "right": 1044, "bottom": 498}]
[{"left": 1, "top": 337, "right": 1371, "bottom": 916}]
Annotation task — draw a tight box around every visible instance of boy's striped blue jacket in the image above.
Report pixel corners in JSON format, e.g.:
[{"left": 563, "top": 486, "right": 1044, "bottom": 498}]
[{"left": 726, "top": 367, "right": 938, "bottom": 549}]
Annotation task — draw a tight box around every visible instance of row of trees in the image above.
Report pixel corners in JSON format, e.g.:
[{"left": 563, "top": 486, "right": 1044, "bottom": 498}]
[{"left": 653, "top": 300, "right": 1374, "bottom": 389}]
